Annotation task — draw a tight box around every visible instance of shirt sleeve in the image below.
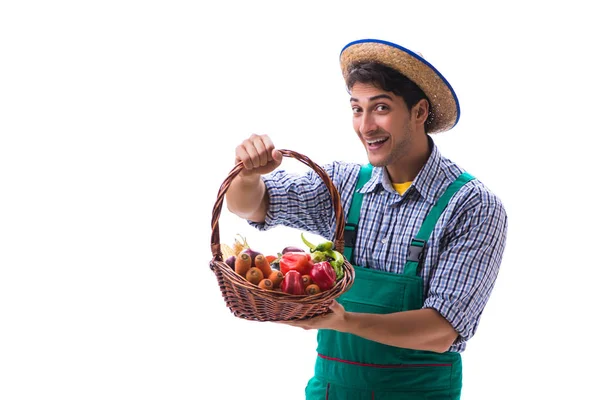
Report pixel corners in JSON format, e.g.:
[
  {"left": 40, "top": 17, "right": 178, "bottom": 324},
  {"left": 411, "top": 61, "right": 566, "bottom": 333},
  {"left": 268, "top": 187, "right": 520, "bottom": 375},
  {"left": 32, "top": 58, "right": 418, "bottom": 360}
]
[
  {"left": 247, "top": 162, "right": 358, "bottom": 240},
  {"left": 422, "top": 187, "right": 508, "bottom": 346}
]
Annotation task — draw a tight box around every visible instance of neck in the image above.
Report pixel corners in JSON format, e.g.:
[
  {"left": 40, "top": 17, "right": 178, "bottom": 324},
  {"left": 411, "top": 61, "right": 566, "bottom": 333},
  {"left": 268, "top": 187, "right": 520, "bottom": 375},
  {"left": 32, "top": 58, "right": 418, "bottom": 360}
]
[{"left": 385, "top": 134, "right": 431, "bottom": 183}]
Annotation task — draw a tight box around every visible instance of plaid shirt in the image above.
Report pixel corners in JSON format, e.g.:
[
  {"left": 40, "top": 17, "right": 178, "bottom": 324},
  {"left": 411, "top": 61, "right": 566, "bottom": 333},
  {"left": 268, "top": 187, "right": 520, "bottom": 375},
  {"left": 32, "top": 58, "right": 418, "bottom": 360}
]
[{"left": 250, "top": 138, "right": 508, "bottom": 352}]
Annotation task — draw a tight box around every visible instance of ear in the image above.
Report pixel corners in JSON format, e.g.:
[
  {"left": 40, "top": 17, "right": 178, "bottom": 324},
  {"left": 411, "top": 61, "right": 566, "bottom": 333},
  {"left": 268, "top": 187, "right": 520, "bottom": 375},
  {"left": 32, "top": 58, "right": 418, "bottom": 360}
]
[{"left": 413, "top": 98, "right": 430, "bottom": 125}]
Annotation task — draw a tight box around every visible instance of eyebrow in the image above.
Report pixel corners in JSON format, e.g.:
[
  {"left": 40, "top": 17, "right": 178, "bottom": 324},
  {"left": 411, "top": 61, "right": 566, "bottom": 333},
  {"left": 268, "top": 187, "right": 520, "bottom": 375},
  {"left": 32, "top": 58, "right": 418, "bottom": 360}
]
[{"left": 350, "top": 94, "right": 394, "bottom": 103}]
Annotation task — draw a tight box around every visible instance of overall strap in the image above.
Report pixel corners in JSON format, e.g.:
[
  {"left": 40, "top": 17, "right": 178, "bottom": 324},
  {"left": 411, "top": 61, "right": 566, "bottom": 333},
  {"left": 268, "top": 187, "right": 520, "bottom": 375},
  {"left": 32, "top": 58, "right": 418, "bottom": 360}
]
[
  {"left": 404, "top": 172, "right": 475, "bottom": 276},
  {"left": 343, "top": 164, "right": 373, "bottom": 263}
]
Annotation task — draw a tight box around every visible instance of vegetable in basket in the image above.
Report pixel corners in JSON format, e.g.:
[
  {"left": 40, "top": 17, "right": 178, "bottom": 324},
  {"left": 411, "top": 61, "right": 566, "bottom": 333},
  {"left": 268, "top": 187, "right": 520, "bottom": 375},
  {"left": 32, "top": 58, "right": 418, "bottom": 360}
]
[
  {"left": 301, "top": 232, "right": 333, "bottom": 253},
  {"left": 282, "top": 246, "right": 305, "bottom": 254},
  {"left": 258, "top": 278, "right": 274, "bottom": 290},
  {"left": 301, "top": 275, "right": 313, "bottom": 288},
  {"left": 245, "top": 267, "right": 264, "bottom": 285},
  {"left": 308, "top": 250, "right": 324, "bottom": 262},
  {"left": 281, "top": 270, "right": 304, "bottom": 295},
  {"left": 305, "top": 284, "right": 321, "bottom": 295},
  {"left": 324, "top": 249, "right": 345, "bottom": 280},
  {"left": 279, "top": 252, "right": 313, "bottom": 276},
  {"left": 239, "top": 247, "right": 262, "bottom": 266},
  {"left": 268, "top": 270, "right": 284, "bottom": 288},
  {"left": 234, "top": 253, "right": 252, "bottom": 276},
  {"left": 225, "top": 255, "right": 236, "bottom": 271},
  {"left": 310, "top": 261, "right": 337, "bottom": 291},
  {"left": 299, "top": 232, "right": 345, "bottom": 280},
  {"left": 253, "top": 254, "right": 273, "bottom": 278},
  {"left": 232, "top": 234, "right": 249, "bottom": 255}
]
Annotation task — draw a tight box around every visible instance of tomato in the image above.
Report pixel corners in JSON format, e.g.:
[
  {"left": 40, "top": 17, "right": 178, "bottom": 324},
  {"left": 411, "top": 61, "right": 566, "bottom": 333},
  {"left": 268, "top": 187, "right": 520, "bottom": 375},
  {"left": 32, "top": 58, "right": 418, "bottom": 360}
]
[
  {"left": 265, "top": 255, "right": 278, "bottom": 264},
  {"left": 279, "top": 252, "right": 313, "bottom": 276}
]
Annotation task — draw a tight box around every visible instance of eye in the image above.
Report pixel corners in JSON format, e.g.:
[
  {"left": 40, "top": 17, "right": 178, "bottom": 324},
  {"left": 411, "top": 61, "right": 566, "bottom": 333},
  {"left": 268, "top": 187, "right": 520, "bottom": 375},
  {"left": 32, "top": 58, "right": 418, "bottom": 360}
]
[
  {"left": 351, "top": 106, "right": 362, "bottom": 114},
  {"left": 375, "top": 104, "right": 389, "bottom": 112}
]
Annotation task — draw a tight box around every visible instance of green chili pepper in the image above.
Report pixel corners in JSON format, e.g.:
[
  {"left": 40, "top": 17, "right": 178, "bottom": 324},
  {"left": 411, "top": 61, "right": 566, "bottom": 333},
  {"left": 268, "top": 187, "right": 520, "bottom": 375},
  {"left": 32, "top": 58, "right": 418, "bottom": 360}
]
[
  {"left": 311, "top": 251, "right": 327, "bottom": 262},
  {"left": 301, "top": 233, "right": 316, "bottom": 251},
  {"left": 301, "top": 233, "right": 334, "bottom": 253},
  {"left": 325, "top": 249, "right": 345, "bottom": 280},
  {"left": 316, "top": 241, "right": 333, "bottom": 252}
]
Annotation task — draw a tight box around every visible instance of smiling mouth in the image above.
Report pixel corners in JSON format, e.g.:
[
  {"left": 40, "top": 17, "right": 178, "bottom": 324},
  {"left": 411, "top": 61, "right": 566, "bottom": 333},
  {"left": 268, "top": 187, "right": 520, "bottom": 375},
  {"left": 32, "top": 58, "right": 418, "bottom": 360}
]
[{"left": 366, "top": 137, "right": 389, "bottom": 147}]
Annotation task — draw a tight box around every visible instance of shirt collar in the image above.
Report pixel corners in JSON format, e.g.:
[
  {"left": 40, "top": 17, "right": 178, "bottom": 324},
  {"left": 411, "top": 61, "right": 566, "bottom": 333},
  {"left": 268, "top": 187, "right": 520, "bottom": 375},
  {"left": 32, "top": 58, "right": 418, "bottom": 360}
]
[
  {"left": 357, "top": 136, "right": 448, "bottom": 205},
  {"left": 358, "top": 165, "right": 383, "bottom": 194},
  {"left": 411, "top": 136, "right": 446, "bottom": 205}
]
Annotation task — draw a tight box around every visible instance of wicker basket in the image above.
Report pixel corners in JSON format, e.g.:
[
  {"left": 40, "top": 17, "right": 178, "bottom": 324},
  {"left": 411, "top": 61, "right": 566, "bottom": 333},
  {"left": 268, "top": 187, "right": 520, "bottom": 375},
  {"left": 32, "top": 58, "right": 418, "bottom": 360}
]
[{"left": 209, "top": 149, "right": 355, "bottom": 321}]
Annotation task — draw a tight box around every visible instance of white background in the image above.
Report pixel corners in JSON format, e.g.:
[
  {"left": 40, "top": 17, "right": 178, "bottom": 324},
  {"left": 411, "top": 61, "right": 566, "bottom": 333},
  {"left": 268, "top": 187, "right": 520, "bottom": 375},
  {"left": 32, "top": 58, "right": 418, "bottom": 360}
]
[{"left": 1, "top": 1, "right": 599, "bottom": 399}]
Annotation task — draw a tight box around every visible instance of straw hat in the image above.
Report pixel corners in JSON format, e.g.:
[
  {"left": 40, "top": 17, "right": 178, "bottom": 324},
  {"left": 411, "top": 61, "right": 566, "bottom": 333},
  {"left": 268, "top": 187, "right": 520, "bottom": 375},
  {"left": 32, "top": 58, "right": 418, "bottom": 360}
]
[{"left": 340, "top": 39, "right": 460, "bottom": 133}]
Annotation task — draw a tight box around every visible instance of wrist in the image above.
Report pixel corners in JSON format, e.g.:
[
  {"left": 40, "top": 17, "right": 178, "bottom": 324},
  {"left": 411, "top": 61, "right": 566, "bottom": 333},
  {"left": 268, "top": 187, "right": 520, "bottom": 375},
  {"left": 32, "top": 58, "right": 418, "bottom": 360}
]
[
  {"left": 236, "top": 172, "right": 262, "bottom": 186},
  {"left": 338, "top": 310, "right": 355, "bottom": 334}
]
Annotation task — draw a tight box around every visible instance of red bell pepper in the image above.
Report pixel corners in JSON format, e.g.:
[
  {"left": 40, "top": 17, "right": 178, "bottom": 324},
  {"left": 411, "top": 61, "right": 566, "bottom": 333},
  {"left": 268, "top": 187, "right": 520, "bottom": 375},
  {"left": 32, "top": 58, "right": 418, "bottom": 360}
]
[
  {"left": 279, "top": 252, "right": 313, "bottom": 276},
  {"left": 309, "top": 261, "right": 336, "bottom": 291},
  {"left": 281, "top": 270, "right": 304, "bottom": 295}
]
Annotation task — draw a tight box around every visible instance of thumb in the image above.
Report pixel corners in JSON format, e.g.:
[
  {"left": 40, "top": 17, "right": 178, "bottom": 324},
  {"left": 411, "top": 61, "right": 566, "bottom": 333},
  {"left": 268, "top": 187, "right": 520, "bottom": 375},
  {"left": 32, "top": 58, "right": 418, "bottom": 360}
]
[
  {"left": 272, "top": 149, "right": 283, "bottom": 164},
  {"left": 329, "top": 300, "right": 344, "bottom": 313}
]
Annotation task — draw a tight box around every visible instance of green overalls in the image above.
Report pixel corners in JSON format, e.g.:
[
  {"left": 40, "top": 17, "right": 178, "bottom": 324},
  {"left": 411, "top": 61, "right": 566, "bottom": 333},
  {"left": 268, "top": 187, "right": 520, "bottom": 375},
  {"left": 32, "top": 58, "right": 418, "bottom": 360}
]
[{"left": 305, "top": 165, "right": 474, "bottom": 400}]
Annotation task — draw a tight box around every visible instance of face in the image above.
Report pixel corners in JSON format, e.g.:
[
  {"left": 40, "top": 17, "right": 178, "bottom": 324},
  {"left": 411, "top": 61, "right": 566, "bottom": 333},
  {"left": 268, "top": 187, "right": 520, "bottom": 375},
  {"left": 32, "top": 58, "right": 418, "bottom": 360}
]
[{"left": 350, "top": 82, "right": 418, "bottom": 169}]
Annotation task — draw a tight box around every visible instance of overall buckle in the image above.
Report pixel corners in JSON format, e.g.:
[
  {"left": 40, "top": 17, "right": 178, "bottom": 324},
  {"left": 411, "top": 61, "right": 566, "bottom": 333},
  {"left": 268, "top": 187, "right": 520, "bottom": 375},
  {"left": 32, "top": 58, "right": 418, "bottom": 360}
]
[
  {"left": 344, "top": 224, "right": 358, "bottom": 248},
  {"left": 407, "top": 239, "right": 426, "bottom": 262}
]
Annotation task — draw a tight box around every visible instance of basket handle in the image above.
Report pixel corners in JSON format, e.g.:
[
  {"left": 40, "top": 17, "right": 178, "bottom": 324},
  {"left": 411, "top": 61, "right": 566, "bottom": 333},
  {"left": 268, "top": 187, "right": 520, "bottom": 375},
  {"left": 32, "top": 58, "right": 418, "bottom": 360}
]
[{"left": 211, "top": 149, "right": 346, "bottom": 262}]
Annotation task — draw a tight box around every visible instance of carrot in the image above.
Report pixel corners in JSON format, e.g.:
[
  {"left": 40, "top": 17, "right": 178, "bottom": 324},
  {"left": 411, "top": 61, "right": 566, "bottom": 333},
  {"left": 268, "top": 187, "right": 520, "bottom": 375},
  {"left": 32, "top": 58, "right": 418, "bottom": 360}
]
[
  {"left": 268, "top": 270, "right": 284, "bottom": 288},
  {"left": 254, "top": 254, "right": 273, "bottom": 279},
  {"left": 302, "top": 275, "right": 313, "bottom": 288},
  {"left": 245, "top": 267, "right": 264, "bottom": 285},
  {"left": 234, "top": 253, "right": 252, "bottom": 277},
  {"left": 305, "top": 284, "right": 321, "bottom": 295},
  {"left": 258, "top": 278, "right": 274, "bottom": 290}
]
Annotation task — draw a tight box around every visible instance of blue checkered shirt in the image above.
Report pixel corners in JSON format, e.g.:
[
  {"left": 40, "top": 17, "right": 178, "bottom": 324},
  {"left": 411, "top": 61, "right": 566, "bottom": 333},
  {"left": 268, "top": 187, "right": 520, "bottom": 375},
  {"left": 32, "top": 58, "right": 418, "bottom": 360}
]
[{"left": 249, "top": 139, "right": 508, "bottom": 352}]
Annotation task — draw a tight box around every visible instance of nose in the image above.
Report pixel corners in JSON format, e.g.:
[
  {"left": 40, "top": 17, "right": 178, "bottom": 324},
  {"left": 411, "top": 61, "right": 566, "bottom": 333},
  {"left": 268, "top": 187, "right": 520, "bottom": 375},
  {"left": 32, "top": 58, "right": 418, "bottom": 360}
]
[{"left": 359, "top": 111, "right": 377, "bottom": 136}]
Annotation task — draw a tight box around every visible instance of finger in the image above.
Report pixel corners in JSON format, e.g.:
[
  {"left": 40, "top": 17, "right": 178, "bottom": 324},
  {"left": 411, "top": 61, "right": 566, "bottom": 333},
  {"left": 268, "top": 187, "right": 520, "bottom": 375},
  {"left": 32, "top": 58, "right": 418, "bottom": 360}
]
[
  {"left": 280, "top": 321, "right": 305, "bottom": 329},
  {"left": 243, "top": 139, "right": 261, "bottom": 169},
  {"left": 329, "top": 300, "right": 344, "bottom": 313},
  {"left": 234, "top": 144, "right": 253, "bottom": 169},
  {"left": 283, "top": 318, "right": 313, "bottom": 328},
  {"left": 252, "top": 135, "right": 269, "bottom": 167},
  {"left": 272, "top": 148, "right": 283, "bottom": 165},
  {"left": 261, "top": 135, "right": 276, "bottom": 162}
]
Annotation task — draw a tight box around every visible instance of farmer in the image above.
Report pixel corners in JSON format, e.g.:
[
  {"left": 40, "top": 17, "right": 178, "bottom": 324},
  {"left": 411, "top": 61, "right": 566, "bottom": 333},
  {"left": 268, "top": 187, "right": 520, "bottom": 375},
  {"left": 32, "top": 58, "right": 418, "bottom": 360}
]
[{"left": 225, "top": 39, "right": 508, "bottom": 399}]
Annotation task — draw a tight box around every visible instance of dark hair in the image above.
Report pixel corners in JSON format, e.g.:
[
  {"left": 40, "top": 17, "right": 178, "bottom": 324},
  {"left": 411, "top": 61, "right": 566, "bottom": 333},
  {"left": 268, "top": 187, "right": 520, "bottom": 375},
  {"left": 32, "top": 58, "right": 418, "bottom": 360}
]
[{"left": 346, "top": 62, "right": 434, "bottom": 131}]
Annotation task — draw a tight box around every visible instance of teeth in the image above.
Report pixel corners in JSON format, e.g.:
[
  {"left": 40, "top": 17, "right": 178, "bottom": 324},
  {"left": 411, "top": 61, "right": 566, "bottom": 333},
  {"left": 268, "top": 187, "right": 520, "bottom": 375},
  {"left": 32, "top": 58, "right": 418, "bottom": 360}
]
[{"left": 367, "top": 138, "right": 386, "bottom": 144}]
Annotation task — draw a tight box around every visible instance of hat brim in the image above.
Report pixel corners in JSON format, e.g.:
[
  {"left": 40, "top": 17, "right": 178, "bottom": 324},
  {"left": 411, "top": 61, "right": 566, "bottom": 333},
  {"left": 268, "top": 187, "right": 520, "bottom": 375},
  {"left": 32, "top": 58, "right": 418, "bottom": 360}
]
[{"left": 340, "top": 39, "right": 460, "bottom": 133}]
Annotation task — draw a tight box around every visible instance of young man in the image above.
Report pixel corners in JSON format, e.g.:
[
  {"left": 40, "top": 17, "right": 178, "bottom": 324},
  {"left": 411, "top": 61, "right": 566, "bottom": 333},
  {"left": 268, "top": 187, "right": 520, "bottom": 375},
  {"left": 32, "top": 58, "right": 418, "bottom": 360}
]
[{"left": 226, "top": 39, "right": 507, "bottom": 399}]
